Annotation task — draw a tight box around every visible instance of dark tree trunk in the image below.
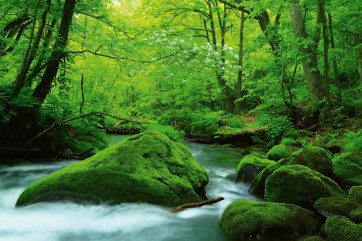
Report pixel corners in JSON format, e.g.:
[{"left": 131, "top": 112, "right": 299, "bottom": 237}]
[
  {"left": 14, "top": 0, "right": 52, "bottom": 95},
  {"left": 289, "top": 0, "right": 326, "bottom": 102},
  {"left": 235, "top": 11, "right": 245, "bottom": 114},
  {"left": 328, "top": 13, "right": 338, "bottom": 83},
  {"left": 32, "top": 0, "right": 76, "bottom": 104}
]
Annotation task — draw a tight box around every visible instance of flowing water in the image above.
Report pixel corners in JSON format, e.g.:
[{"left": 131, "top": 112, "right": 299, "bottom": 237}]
[{"left": 0, "top": 135, "right": 265, "bottom": 241}]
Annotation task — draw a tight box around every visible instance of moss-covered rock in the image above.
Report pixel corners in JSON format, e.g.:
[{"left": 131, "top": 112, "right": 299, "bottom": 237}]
[
  {"left": 325, "top": 215, "right": 362, "bottom": 241},
  {"left": 350, "top": 206, "right": 362, "bottom": 224},
  {"left": 314, "top": 196, "right": 359, "bottom": 217},
  {"left": 248, "top": 158, "right": 289, "bottom": 197},
  {"left": 289, "top": 146, "right": 333, "bottom": 177},
  {"left": 235, "top": 154, "right": 275, "bottom": 183},
  {"left": 333, "top": 152, "right": 362, "bottom": 186},
  {"left": 16, "top": 131, "right": 209, "bottom": 207},
  {"left": 349, "top": 186, "right": 362, "bottom": 203},
  {"left": 219, "top": 199, "right": 320, "bottom": 241},
  {"left": 266, "top": 144, "right": 299, "bottom": 161},
  {"left": 265, "top": 165, "right": 344, "bottom": 210},
  {"left": 303, "top": 236, "right": 324, "bottom": 241}
]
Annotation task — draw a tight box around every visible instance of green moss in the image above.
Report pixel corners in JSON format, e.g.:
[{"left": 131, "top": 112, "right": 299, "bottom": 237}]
[
  {"left": 325, "top": 215, "right": 362, "bottom": 241},
  {"left": 265, "top": 165, "right": 344, "bottom": 210},
  {"left": 348, "top": 186, "right": 362, "bottom": 203},
  {"left": 144, "top": 124, "right": 182, "bottom": 142},
  {"left": 303, "top": 236, "right": 324, "bottom": 241},
  {"left": 248, "top": 158, "right": 289, "bottom": 197},
  {"left": 349, "top": 206, "right": 362, "bottom": 224},
  {"left": 314, "top": 196, "right": 359, "bottom": 217},
  {"left": 333, "top": 152, "right": 362, "bottom": 186},
  {"left": 289, "top": 146, "right": 333, "bottom": 177},
  {"left": 235, "top": 154, "right": 275, "bottom": 182},
  {"left": 16, "top": 131, "right": 209, "bottom": 207},
  {"left": 266, "top": 144, "right": 299, "bottom": 161},
  {"left": 219, "top": 199, "right": 320, "bottom": 241}
]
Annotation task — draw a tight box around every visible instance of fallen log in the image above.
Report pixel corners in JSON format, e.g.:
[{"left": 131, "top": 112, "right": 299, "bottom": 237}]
[{"left": 169, "top": 196, "right": 224, "bottom": 212}]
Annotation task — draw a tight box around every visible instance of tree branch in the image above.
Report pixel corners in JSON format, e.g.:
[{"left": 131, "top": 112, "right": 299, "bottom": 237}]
[
  {"left": 28, "top": 112, "right": 147, "bottom": 146},
  {"left": 169, "top": 196, "right": 224, "bottom": 212}
]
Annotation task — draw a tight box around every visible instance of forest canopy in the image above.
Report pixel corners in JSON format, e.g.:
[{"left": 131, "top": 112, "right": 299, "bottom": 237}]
[{"left": 0, "top": 0, "right": 361, "bottom": 154}]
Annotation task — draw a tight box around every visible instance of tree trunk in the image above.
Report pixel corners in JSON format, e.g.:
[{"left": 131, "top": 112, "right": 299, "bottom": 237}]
[
  {"left": 289, "top": 0, "right": 326, "bottom": 102},
  {"left": 32, "top": 0, "right": 76, "bottom": 104},
  {"left": 26, "top": 19, "right": 57, "bottom": 86},
  {"left": 235, "top": 11, "right": 245, "bottom": 114},
  {"left": 328, "top": 13, "right": 338, "bottom": 83},
  {"left": 14, "top": 0, "right": 52, "bottom": 94},
  {"left": 319, "top": 0, "right": 334, "bottom": 126}
]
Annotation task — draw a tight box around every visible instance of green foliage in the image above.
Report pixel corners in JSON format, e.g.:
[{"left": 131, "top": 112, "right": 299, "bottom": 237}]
[
  {"left": 342, "top": 130, "right": 362, "bottom": 154},
  {"left": 189, "top": 111, "right": 223, "bottom": 135},
  {"left": 257, "top": 114, "right": 294, "bottom": 145}
]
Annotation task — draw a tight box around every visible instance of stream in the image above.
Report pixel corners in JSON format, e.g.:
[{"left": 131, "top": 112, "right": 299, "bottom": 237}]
[{"left": 0, "top": 135, "right": 265, "bottom": 241}]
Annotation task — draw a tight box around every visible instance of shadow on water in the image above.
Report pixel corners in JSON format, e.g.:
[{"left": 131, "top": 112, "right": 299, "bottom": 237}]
[{"left": 0, "top": 135, "right": 264, "bottom": 241}]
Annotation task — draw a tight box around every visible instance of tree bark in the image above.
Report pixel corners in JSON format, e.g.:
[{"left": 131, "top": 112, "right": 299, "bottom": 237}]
[
  {"left": 14, "top": 0, "right": 52, "bottom": 95},
  {"left": 235, "top": 11, "right": 245, "bottom": 114},
  {"left": 319, "top": 0, "right": 334, "bottom": 126},
  {"left": 328, "top": 13, "right": 338, "bottom": 83},
  {"left": 289, "top": 0, "right": 326, "bottom": 102},
  {"left": 32, "top": 0, "right": 76, "bottom": 104}
]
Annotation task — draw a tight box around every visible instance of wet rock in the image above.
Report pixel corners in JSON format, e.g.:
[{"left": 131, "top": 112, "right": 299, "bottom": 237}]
[
  {"left": 265, "top": 165, "right": 344, "bottom": 210},
  {"left": 220, "top": 199, "right": 320, "bottom": 241},
  {"left": 16, "top": 131, "right": 209, "bottom": 207},
  {"left": 235, "top": 154, "right": 274, "bottom": 183}
]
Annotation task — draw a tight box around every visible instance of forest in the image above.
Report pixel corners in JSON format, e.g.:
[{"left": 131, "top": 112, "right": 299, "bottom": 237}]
[{"left": 0, "top": 0, "right": 361, "bottom": 241}]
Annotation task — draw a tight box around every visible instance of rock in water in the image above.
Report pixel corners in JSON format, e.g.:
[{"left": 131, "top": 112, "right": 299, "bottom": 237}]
[
  {"left": 16, "top": 131, "right": 209, "bottom": 207},
  {"left": 265, "top": 165, "right": 344, "bottom": 210},
  {"left": 235, "top": 154, "right": 274, "bottom": 183},
  {"left": 219, "top": 199, "right": 320, "bottom": 241}
]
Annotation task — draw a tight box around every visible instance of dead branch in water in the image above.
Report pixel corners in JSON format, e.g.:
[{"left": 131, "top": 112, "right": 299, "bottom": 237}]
[{"left": 169, "top": 196, "right": 224, "bottom": 212}]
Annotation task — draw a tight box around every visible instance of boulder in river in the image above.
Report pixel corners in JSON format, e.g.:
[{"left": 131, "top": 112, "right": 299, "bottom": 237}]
[
  {"left": 265, "top": 165, "right": 344, "bottom": 210},
  {"left": 266, "top": 144, "right": 299, "bottom": 161},
  {"left": 288, "top": 146, "right": 333, "bottom": 177},
  {"left": 325, "top": 215, "right": 362, "bottom": 241},
  {"left": 219, "top": 199, "right": 320, "bottom": 241},
  {"left": 16, "top": 131, "right": 209, "bottom": 207},
  {"left": 248, "top": 158, "right": 289, "bottom": 197},
  {"left": 235, "top": 154, "right": 274, "bottom": 183}
]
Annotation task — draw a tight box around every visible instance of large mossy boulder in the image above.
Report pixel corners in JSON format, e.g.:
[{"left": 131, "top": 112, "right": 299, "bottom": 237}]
[
  {"left": 16, "top": 131, "right": 209, "bottom": 207},
  {"left": 266, "top": 144, "right": 299, "bottom": 161},
  {"left": 265, "top": 165, "right": 344, "bottom": 210},
  {"left": 235, "top": 154, "right": 275, "bottom": 183},
  {"left": 219, "top": 199, "right": 320, "bottom": 241},
  {"left": 325, "top": 215, "right": 362, "bottom": 241},
  {"left": 289, "top": 146, "right": 333, "bottom": 177},
  {"left": 333, "top": 152, "right": 362, "bottom": 186}
]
